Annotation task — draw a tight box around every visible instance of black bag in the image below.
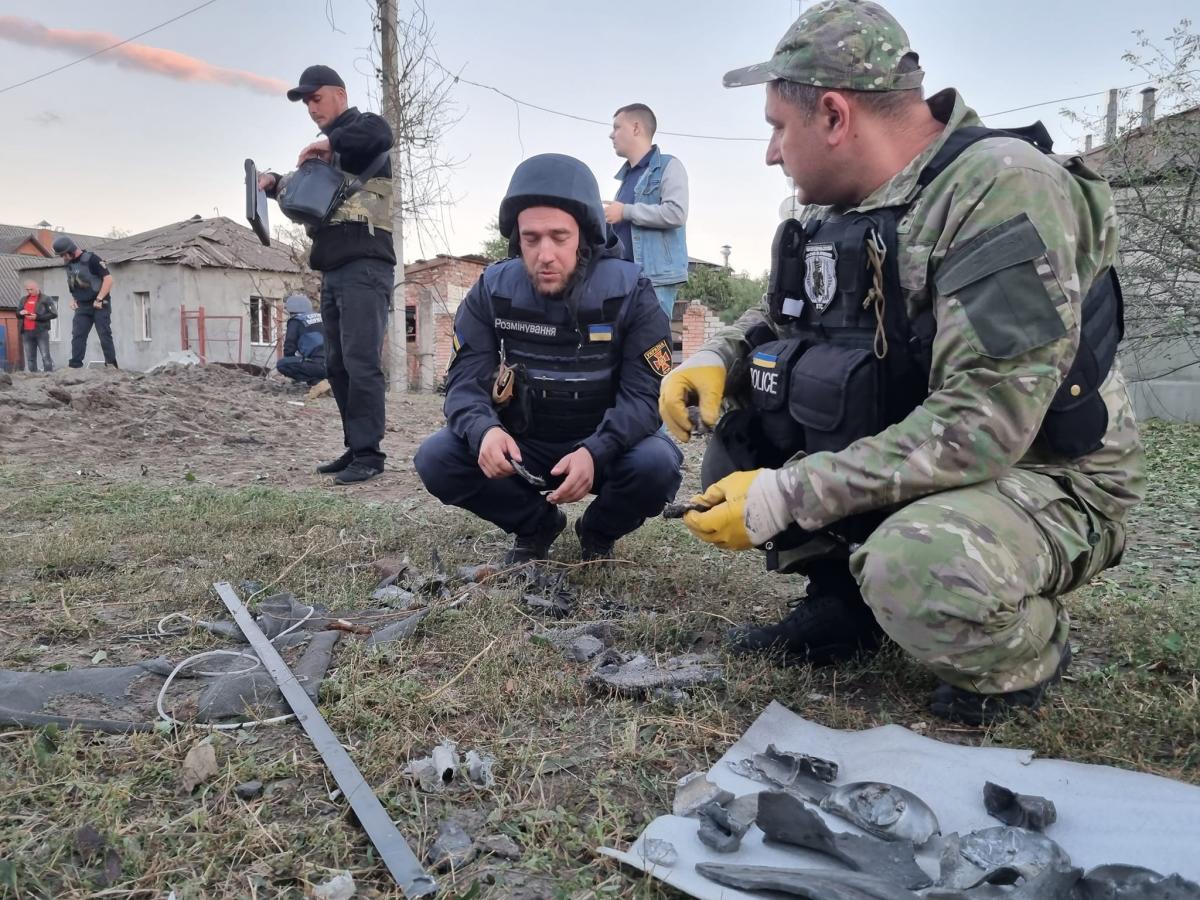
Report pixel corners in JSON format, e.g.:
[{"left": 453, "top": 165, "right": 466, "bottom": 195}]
[{"left": 277, "top": 152, "right": 389, "bottom": 230}]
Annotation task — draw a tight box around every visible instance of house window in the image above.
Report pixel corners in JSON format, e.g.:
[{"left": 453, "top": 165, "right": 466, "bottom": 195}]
[
  {"left": 135, "top": 292, "right": 152, "bottom": 341},
  {"left": 249, "top": 296, "right": 278, "bottom": 345}
]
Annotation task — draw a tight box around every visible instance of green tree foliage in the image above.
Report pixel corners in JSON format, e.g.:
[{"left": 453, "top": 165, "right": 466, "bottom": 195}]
[
  {"left": 480, "top": 218, "right": 511, "bottom": 261},
  {"left": 680, "top": 265, "right": 768, "bottom": 323}
]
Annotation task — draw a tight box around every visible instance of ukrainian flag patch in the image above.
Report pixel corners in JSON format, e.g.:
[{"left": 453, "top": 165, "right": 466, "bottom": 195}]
[
  {"left": 588, "top": 324, "right": 613, "bottom": 342},
  {"left": 752, "top": 350, "right": 778, "bottom": 369}
]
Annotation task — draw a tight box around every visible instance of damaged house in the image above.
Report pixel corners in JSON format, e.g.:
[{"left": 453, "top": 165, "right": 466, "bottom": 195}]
[{"left": 15, "top": 216, "right": 302, "bottom": 372}]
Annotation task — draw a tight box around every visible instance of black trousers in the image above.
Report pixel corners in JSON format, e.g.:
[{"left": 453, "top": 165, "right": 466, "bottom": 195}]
[
  {"left": 415, "top": 427, "right": 683, "bottom": 541},
  {"left": 319, "top": 258, "right": 393, "bottom": 467},
  {"left": 69, "top": 304, "right": 117, "bottom": 367},
  {"left": 276, "top": 356, "right": 326, "bottom": 385}
]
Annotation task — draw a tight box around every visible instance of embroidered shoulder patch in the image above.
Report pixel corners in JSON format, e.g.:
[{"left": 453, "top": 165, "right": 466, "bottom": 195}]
[{"left": 643, "top": 339, "right": 672, "bottom": 377}]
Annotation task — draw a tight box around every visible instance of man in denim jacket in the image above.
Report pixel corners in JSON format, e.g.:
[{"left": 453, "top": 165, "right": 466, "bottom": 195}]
[{"left": 604, "top": 104, "right": 689, "bottom": 322}]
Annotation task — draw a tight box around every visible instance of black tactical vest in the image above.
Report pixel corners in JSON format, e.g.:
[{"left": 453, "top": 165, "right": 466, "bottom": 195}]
[
  {"left": 747, "top": 123, "right": 1124, "bottom": 465},
  {"left": 482, "top": 257, "right": 637, "bottom": 442},
  {"left": 65, "top": 251, "right": 105, "bottom": 304}
]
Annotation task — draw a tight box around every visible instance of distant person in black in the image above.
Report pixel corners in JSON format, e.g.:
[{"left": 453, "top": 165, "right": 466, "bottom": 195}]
[
  {"left": 53, "top": 236, "right": 117, "bottom": 369},
  {"left": 276, "top": 294, "right": 327, "bottom": 386},
  {"left": 258, "top": 65, "right": 395, "bottom": 485}
]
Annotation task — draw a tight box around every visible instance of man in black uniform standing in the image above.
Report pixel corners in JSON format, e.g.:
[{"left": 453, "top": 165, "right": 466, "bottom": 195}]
[
  {"left": 259, "top": 65, "right": 395, "bottom": 484},
  {"left": 415, "top": 154, "right": 682, "bottom": 564},
  {"left": 53, "top": 236, "right": 117, "bottom": 369}
]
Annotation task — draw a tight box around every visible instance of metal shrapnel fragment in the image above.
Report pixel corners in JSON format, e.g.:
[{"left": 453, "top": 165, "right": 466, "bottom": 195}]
[
  {"left": 756, "top": 790, "right": 931, "bottom": 890},
  {"left": 819, "top": 781, "right": 940, "bottom": 845},
  {"left": 507, "top": 455, "right": 546, "bottom": 488},
  {"left": 983, "top": 781, "right": 1057, "bottom": 831},
  {"left": 697, "top": 863, "right": 921, "bottom": 900},
  {"left": 662, "top": 498, "right": 710, "bottom": 519}
]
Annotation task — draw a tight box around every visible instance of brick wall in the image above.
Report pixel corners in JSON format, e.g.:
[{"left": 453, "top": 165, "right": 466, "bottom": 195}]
[
  {"left": 404, "top": 255, "right": 489, "bottom": 389},
  {"left": 680, "top": 300, "right": 723, "bottom": 361}
]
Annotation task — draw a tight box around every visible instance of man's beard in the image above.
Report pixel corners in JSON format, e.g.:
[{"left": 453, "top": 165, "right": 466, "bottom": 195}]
[{"left": 528, "top": 245, "right": 592, "bottom": 299}]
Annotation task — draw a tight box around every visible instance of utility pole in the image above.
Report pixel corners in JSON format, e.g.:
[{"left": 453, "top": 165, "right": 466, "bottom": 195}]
[{"left": 379, "top": 0, "right": 408, "bottom": 391}]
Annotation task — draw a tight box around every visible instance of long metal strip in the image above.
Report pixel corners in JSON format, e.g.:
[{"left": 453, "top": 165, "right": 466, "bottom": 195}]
[{"left": 214, "top": 581, "right": 436, "bottom": 897}]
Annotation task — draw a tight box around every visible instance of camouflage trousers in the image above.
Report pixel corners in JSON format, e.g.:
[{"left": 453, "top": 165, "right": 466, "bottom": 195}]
[{"left": 848, "top": 468, "right": 1125, "bottom": 694}]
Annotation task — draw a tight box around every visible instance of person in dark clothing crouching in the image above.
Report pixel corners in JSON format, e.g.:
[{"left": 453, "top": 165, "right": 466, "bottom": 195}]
[
  {"left": 258, "top": 65, "right": 395, "bottom": 485},
  {"left": 415, "top": 153, "right": 683, "bottom": 565},
  {"left": 276, "top": 294, "right": 327, "bottom": 386}
]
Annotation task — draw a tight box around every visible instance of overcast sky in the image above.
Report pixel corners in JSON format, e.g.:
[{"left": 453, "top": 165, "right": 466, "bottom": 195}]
[{"left": 0, "top": 0, "right": 1193, "bottom": 275}]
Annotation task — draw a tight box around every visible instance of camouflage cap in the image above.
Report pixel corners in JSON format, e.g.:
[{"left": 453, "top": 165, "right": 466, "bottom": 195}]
[{"left": 723, "top": 0, "right": 923, "bottom": 92}]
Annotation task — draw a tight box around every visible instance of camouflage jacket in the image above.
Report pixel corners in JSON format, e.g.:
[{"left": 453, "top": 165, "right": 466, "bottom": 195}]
[{"left": 705, "top": 89, "right": 1144, "bottom": 533}]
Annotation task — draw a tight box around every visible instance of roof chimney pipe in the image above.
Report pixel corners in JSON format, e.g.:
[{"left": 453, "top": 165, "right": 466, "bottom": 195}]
[
  {"left": 1140, "top": 86, "right": 1157, "bottom": 128},
  {"left": 1084, "top": 134, "right": 1093, "bottom": 152},
  {"left": 1105, "top": 88, "right": 1119, "bottom": 144}
]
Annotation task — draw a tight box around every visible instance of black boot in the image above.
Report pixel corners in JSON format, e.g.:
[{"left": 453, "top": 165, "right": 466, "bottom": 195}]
[
  {"left": 726, "top": 563, "right": 883, "bottom": 665},
  {"left": 575, "top": 519, "right": 615, "bottom": 562},
  {"left": 929, "top": 645, "right": 1072, "bottom": 726},
  {"left": 504, "top": 507, "right": 567, "bottom": 566},
  {"left": 334, "top": 461, "right": 384, "bottom": 485},
  {"left": 316, "top": 450, "right": 354, "bottom": 474}
]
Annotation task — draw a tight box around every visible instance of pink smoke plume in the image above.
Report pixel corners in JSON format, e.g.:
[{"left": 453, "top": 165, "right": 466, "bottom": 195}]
[{"left": 0, "top": 15, "right": 289, "bottom": 96}]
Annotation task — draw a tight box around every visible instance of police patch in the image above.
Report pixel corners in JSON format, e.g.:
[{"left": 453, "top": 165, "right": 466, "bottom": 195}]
[
  {"left": 804, "top": 242, "right": 838, "bottom": 313},
  {"left": 643, "top": 339, "right": 672, "bottom": 377}
]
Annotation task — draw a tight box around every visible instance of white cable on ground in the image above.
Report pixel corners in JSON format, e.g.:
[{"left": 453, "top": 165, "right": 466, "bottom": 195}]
[{"left": 155, "top": 604, "right": 315, "bottom": 730}]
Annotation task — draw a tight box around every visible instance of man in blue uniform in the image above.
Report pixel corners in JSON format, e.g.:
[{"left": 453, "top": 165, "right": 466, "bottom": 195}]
[
  {"left": 276, "top": 294, "right": 327, "bottom": 386},
  {"left": 415, "top": 154, "right": 683, "bottom": 564},
  {"left": 53, "top": 236, "right": 117, "bottom": 369}
]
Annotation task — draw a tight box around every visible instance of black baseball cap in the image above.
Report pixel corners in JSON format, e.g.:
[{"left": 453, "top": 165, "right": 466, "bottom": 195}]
[{"left": 286, "top": 65, "right": 345, "bottom": 101}]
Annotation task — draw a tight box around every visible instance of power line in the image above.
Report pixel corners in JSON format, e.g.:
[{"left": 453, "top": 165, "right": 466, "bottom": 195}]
[
  {"left": 434, "top": 56, "right": 1181, "bottom": 142},
  {"left": 983, "top": 79, "right": 1157, "bottom": 118},
  {"left": 430, "top": 59, "right": 770, "bottom": 142},
  {"left": 0, "top": 0, "right": 221, "bottom": 95}
]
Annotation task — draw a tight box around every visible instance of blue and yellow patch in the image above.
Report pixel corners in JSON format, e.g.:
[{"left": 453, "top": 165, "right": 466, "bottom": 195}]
[
  {"left": 447, "top": 330, "right": 463, "bottom": 371},
  {"left": 588, "top": 324, "right": 613, "bottom": 342},
  {"left": 752, "top": 351, "right": 778, "bottom": 369}
]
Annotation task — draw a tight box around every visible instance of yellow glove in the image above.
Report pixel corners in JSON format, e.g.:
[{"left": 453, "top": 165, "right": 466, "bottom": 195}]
[
  {"left": 682, "top": 469, "right": 762, "bottom": 551},
  {"left": 659, "top": 351, "right": 726, "bottom": 442}
]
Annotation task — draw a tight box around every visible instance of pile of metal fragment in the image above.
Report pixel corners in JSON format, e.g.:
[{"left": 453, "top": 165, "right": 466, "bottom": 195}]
[{"left": 653, "top": 745, "right": 1200, "bottom": 899}]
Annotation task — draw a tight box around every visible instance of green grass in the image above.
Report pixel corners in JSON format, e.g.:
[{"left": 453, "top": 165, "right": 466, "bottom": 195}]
[{"left": 0, "top": 421, "right": 1197, "bottom": 898}]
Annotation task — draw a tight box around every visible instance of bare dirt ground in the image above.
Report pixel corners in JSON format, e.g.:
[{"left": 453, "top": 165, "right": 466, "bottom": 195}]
[
  {"left": 0, "top": 365, "right": 440, "bottom": 500},
  {"left": 0, "top": 364, "right": 1196, "bottom": 899}
]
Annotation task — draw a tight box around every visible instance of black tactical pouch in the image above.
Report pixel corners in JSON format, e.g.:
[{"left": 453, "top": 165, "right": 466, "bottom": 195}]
[
  {"left": 277, "top": 152, "right": 389, "bottom": 230},
  {"left": 277, "top": 160, "right": 350, "bottom": 229},
  {"left": 765, "top": 218, "right": 809, "bottom": 324},
  {"left": 747, "top": 339, "right": 808, "bottom": 453},
  {"left": 789, "top": 344, "right": 883, "bottom": 454}
]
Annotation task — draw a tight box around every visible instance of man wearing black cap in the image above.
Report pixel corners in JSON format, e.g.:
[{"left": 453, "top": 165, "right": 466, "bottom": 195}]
[
  {"left": 414, "top": 153, "right": 682, "bottom": 565},
  {"left": 53, "top": 236, "right": 118, "bottom": 369},
  {"left": 258, "top": 65, "right": 395, "bottom": 485}
]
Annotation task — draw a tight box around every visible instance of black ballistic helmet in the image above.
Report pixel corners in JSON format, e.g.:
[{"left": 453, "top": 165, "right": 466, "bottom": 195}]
[{"left": 498, "top": 154, "right": 606, "bottom": 248}]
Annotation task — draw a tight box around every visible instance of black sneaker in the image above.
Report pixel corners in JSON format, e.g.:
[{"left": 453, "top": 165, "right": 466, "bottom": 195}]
[
  {"left": 334, "top": 461, "right": 383, "bottom": 485},
  {"left": 726, "top": 590, "right": 884, "bottom": 665},
  {"left": 575, "top": 520, "right": 615, "bottom": 562},
  {"left": 929, "top": 645, "right": 1073, "bottom": 726},
  {"left": 316, "top": 450, "right": 354, "bottom": 474},
  {"left": 504, "top": 507, "right": 567, "bottom": 566}
]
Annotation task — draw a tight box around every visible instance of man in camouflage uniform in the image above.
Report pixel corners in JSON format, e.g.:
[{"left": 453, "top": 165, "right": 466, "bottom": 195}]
[{"left": 661, "top": 0, "right": 1144, "bottom": 724}]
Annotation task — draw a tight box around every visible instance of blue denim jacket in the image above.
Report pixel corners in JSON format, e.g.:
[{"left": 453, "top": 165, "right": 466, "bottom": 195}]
[{"left": 616, "top": 147, "right": 689, "bottom": 285}]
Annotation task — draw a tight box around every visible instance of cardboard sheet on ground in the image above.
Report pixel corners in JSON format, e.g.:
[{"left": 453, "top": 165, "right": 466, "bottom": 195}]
[{"left": 601, "top": 701, "right": 1200, "bottom": 898}]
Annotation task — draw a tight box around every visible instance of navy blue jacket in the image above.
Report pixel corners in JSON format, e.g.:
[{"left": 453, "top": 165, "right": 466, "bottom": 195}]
[{"left": 443, "top": 243, "right": 670, "bottom": 472}]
